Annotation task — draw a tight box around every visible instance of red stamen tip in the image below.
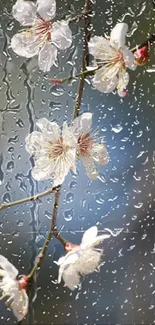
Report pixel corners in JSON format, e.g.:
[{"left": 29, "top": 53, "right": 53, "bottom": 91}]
[{"left": 123, "top": 90, "right": 128, "bottom": 96}]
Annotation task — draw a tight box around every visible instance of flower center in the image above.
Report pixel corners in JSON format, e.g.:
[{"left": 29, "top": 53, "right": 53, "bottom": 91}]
[
  {"left": 50, "top": 137, "right": 70, "bottom": 159},
  {"left": 77, "top": 133, "right": 93, "bottom": 157},
  {"left": 34, "top": 16, "right": 52, "bottom": 41},
  {"left": 113, "top": 50, "right": 125, "bottom": 66}
]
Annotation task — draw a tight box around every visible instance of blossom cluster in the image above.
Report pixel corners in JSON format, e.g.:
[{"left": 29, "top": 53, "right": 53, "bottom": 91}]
[
  {"left": 10, "top": 0, "right": 149, "bottom": 96},
  {"left": 25, "top": 113, "right": 109, "bottom": 186},
  {"left": 0, "top": 226, "right": 117, "bottom": 320}
]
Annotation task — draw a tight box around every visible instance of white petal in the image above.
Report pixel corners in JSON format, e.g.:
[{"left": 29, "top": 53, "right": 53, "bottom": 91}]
[
  {"left": 88, "top": 36, "right": 113, "bottom": 60},
  {"left": 25, "top": 131, "right": 50, "bottom": 156},
  {"left": 36, "top": 118, "right": 60, "bottom": 141},
  {"left": 31, "top": 157, "right": 55, "bottom": 181},
  {"left": 38, "top": 42, "right": 57, "bottom": 72},
  {"left": 52, "top": 21, "right": 72, "bottom": 50},
  {"left": 92, "top": 234, "right": 111, "bottom": 246},
  {"left": 93, "top": 66, "right": 118, "bottom": 93},
  {"left": 60, "top": 251, "right": 79, "bottom": 268},
  {"left": 0, "top": 255, "right": 18, "bottom": 278},
  {"left": 62, "top": 264, "right": 80, "bottom": 290},
  {"left": 62, "top": 122, "right": 77, "bottom": 149},
  {"left": 110, "top": 23, "right": 128, "bottom": 49},
  {"left": 91, "top": 143, "right": 109, "bottom": 166},
  {"left": 11, "top": 32, "right": 40, "bottom": 58},
  {"left": 117, "top": 89, "right": 127, "bottom": 97},
  {"left": 81, "top": 226, "right": 98, "bottom": 249},
  {"left": 53, "top": 148, "right": 76, "bottom": 186},
  {"left": 37, "top": 0, "right": 56, "bottom": 21},
  {"left": 81, "top": 156, "right": 98, "bottom": 179},
  {"left": 117, "top": 70, "right": 129, "bottom": 96},
  {"left": 57, "top": 252, "right": 79, "bottom": 284},
  {"left": 71, "top": 112, "right": 92, "bottom": 138},
  {"left": 11, "top": 290, "right": 28, "bottom": 321},
  {"left": 12, "top": 0, "right": 37, "bottom": 26},
  {"left": 54, "top": 256, "right": 66, "bottom": 266},
  {"left": 77, "top": 249, "right": 102, "bottom": 275},
  {"left": 122, "top": 47, "right": 137, "bottom": 70}
]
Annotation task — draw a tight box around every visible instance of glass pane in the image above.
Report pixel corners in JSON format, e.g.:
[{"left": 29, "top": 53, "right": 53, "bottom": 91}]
[{"left": 0, "top": 0, "right": 155, "bottom": 324}]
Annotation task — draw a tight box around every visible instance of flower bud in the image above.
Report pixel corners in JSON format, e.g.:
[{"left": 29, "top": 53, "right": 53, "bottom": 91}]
[
  {"left": 65, "top": 242, "right": 79, "bottom": 252},
  {"left": 134, "top": 45, "right": 149, "bottom": 66},
  {"left": 18, "top": 275, "right": 29, "bottom": 291}
]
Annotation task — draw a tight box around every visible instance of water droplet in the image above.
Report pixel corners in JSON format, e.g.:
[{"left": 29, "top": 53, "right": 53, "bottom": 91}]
[
  {"left": 65, "top": 192, "right": 74, "bottom": 203},
  {"left": 110, "top": 119, "right": 123, "bottom": 133},
  {"left": 64, "top": 209, "right": 74, "bottom": 221},
  {"left": 6, "top": 160, "right": 14, "bottom": 171},
  {"left": 3, "top": 193, "right": 11, "bottom": 203},
  {"left": 134, "top": 202, "right": 143, "bottom": 208},
  {"left": 69, "top": 181, "right": 77, "bottom": 189},
  {"left": 17, "top": 220, "right": 24, "bottom": 227}
]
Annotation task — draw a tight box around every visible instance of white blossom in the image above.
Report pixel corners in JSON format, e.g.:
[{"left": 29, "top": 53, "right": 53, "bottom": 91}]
[
  {"left": 70, "top": 112, "right": 109, "bottom": 179},
  {"left": 11, "top": 0, "right": 72, "bottom": 72},
  {"left": 88, "top": 23, "right": 136, "bottom": 96},
  {"left": 25, "top": 118, "right": 77, "bottom": 186},
  {"left": 55, "top": 226, "right": 114, "bottom": 290},
  {"left": 0, "top": 255, "right": 28, "bottom": 321}
]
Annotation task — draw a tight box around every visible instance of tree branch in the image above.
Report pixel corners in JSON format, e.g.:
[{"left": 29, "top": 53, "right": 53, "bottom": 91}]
[
  {"left": 72, "top": 0, "right": 92, "bottom": 120},
  {"left": 0, "top": 186, "right": 60, "bottom": 211},
  {"left": 27, "top": 188, "right": 67, "bottom": 279}
]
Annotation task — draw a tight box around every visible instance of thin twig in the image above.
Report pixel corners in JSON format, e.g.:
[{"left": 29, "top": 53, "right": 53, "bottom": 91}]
[
  {"left": 68, "top": 9, "right": 92, "bottom": 23},
  {"left": 132, "top": 33, "right": 155, "bottom": 52},
  {"left": 72, "top": 0, "right": 92, "bottom": 120},
  {"left": 27, "top": 188, "right": 67, "bottom": 279},
  {"left": 49, "top": 66, "right": 101, "bottom": 84},
  {"left": 0, "top": 186, "right": 60, "bottom": 211}
]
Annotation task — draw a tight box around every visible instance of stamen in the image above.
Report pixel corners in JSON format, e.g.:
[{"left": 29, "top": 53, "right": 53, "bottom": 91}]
[{"left": 78, "top": 133, "right": 93, "bottom": 156}]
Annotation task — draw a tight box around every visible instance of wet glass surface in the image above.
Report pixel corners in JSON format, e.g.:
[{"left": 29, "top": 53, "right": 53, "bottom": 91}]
[{"left": 1, "top": 0, "right": 155, "bottom": 324}]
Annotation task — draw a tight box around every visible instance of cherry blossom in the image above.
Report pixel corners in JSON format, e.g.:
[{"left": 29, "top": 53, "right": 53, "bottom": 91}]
[
  {"left": 11, "top": 0, "right": 72, "bottom": 72},
  {"left": 0, "top": 255, "right": 28, "bottom": 321},
  {"left": 88, "top": 23, "right": 136, "bottom": 96},
  {"left": 70, "top": 112, "right": 109, "bottom": 179},
  {"left": 55, "top": 226, "right": 115, "bottom": 290},
  {"left": 25, "top": 118, "right": 77, "bottom": 186}
]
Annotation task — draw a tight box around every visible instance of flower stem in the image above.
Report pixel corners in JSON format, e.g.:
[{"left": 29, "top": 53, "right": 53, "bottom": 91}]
[
  {"left": 27, "top": 188, "right": 67, "bottom": 279},
  {"left": 0, "top": 186, "right": 60, "bottom": 211},
  {"left": 68, "top": 9, "right": 92, "bottom": 23},
  {"left": 131, "top": 34, "right": 155, "bottom": 52},
  {"left": 49, "top": 65, "right": 102, "bottom": 85},
  {"left": 72, "top": 0, "right": 92, "bottom": 120}
]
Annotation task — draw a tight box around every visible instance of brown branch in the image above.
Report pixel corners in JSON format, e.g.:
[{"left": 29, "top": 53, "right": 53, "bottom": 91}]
[
  {"left": 72, "top": 0, "right": 92, "bottom": 120},
  {"left": 0, "top": 185, "right": 60, "bottom": 211},
  {"left": 28, "top": 187, "right": 67, "bottom": 279},
  {"left": 134, "top": 34, "right": 155, "bottom": 51},
  {"left": 68, "top": 9, "right": 92, "bottom": 23}
]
